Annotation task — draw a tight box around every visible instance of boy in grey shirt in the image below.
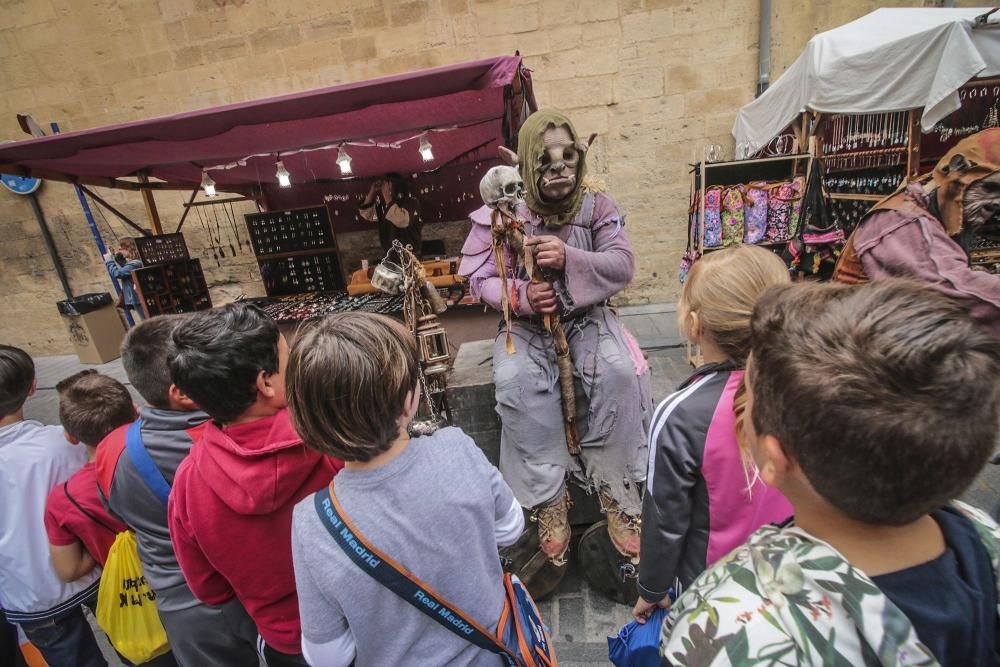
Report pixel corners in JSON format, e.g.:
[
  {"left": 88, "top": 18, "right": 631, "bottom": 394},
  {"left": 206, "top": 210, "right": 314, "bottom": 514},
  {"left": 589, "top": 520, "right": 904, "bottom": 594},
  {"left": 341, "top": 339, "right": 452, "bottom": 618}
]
[{"left": 289, "top": 313, "right": 524, "bottom": 666}]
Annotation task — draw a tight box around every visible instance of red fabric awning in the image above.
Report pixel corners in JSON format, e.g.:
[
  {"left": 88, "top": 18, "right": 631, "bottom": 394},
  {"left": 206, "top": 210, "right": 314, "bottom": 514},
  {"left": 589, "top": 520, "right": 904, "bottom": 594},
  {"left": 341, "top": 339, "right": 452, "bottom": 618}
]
[{"left": 0, "top": 55, "right": 535, "bottom": 194}]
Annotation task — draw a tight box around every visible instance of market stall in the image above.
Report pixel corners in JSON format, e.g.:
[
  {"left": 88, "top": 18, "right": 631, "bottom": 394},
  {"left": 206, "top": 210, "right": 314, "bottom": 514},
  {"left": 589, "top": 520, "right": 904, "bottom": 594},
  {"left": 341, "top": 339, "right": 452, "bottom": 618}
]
[
  {"left": 733, "top": 7, "right": 1000, "bottom": 264},
  {"left": 682, "top": 8, "right": 1000, "bottom": 285},
  {"left": 0, "top": 55, "right": 536, "bottom": 339}
]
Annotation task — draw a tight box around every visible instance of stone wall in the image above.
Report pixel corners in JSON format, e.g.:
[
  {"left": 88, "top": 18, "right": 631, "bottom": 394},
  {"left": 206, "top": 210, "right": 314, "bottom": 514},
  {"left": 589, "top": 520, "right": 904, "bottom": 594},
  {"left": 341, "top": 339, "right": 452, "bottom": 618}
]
[{"left": 0, "top": 0, "right": 969, "bottom": 354}]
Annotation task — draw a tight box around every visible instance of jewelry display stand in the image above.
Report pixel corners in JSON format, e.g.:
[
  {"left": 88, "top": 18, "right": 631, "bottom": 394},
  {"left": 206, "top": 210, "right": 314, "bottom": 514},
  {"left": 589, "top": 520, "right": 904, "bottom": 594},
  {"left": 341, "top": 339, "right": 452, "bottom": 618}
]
[{"left": 245, "top": 205, "right": 347, "bottom": 297}]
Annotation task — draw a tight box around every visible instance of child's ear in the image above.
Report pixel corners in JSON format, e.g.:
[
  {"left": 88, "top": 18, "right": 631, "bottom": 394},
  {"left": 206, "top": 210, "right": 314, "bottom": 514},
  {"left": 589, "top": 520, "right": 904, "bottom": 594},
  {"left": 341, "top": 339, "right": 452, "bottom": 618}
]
[
  {"left": 759, "top": 435, "right": 791, "bottom": 487},
  {"left": 28, "top": 379, "right": 37, "bottom": 399},
  {"left": 63, "top": 431, "right": 80, "bottom": 446},
  {"left": 167, "top": 384, "right": 199, "bottom": 411},
  {"left": 397, "top": 387, "right": 421, "bottom": 426},
  {"left": 687, "top": 311, "right": 702, "bottom": 342},
  {"left": 256, "top": 369, "right": 275, "bottom": 399}
]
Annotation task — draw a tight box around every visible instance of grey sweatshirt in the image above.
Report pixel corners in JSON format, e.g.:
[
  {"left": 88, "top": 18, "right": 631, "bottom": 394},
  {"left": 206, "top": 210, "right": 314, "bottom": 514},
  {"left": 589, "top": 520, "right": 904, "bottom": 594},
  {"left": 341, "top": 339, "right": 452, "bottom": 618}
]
[{"left": 292, "top": 427, "right": 518, "bottom": 666}]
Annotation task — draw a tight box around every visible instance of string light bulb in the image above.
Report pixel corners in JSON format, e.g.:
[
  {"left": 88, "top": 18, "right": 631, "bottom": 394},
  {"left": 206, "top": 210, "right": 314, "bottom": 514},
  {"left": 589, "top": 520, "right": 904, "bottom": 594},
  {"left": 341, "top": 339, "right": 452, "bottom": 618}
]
[
  {"left": 201, "top": 171, "right": 216, "bottom": 197},
  {"left": 419, "top": 133, "right": 434, "bottom": 162},
  {"left": 336, "top": 145, "right": 352, "bottom": 175},
  {"left": 275, "top": 159, "right": 291, "bottom": 187}
]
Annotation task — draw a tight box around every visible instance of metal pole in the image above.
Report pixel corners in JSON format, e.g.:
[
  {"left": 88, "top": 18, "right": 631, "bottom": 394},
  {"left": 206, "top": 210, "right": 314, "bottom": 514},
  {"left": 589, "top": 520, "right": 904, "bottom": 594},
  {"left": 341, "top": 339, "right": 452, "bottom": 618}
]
[
  {"left": 51, "top": 121, "right": 134, "bottom": 327},
  {"left": 27, "top": 192, "right": 72, "bottom": 300},
  {"left": 757, "top": 0, "right": 772, "bottom": 97}
]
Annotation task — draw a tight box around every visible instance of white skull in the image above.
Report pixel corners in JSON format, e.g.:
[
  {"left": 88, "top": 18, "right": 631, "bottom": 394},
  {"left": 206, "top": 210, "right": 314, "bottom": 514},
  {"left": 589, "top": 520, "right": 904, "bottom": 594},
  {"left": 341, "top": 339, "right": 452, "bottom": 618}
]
[{"left": 479, "top": 165, "right": 525, "bottom": 211}]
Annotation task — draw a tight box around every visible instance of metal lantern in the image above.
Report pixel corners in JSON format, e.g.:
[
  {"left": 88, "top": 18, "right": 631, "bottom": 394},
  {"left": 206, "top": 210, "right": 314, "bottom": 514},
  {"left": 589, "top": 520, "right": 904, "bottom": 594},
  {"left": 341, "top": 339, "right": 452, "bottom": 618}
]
[{"left": 415, "top": 314, "right": 450, "bottom": 375}]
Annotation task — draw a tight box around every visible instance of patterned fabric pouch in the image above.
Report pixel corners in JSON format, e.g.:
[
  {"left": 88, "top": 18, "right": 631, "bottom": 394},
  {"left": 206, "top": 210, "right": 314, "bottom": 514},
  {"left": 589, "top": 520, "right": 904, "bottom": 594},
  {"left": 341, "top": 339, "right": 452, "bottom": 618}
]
[
  {"left": 704, "top": 186, "right": 723, "bottom": 247},
  {"left": 720, "top": 186, "right": 745, "bottom": 247},
  {"left": 765, "top": 181, "right": 794, "bottom": 242},
  {"left": 743, "top": 181, "right": 769, "bottom": 243},
  {"left": 787, "top": 175, "right": 806, "bottom": 238}
]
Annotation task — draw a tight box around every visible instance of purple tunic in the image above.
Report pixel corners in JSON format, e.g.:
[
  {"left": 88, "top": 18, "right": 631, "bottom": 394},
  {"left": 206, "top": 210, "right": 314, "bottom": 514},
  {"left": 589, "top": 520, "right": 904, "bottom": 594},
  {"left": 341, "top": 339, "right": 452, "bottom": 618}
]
[
  {"left": 459, "top": 192, "right": 651, "bottom": 514},
  {"left": 855, "top": 185, "right": 1000, "bottom": 338}
]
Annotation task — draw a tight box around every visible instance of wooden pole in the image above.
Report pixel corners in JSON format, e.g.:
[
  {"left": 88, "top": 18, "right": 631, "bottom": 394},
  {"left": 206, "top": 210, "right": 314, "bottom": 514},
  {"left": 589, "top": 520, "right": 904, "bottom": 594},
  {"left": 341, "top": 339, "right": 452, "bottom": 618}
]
[{"left": 138, "top": 174, "right": 163, "bottom": 235}]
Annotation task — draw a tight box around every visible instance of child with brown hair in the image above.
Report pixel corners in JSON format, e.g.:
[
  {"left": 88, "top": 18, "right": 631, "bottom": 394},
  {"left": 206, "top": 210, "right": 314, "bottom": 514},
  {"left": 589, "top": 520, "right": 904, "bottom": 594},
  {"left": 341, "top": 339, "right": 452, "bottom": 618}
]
[
  {"left": 44, "top": 370, "right": 135, "bottom": 582},
  {"left": 288, "top": 312, "right": 524, "bottom": 666},
  {"left": 633, "top": 246, "right": 794, "bottom": 623}
]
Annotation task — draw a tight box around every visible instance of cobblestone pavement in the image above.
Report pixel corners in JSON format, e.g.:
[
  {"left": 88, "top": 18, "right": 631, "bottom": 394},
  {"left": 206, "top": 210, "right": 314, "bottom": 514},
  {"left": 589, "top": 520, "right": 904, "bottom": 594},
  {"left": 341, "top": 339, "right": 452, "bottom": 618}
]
[{"left": 22, "top": 304, "right": 1000, "bottom": 665}]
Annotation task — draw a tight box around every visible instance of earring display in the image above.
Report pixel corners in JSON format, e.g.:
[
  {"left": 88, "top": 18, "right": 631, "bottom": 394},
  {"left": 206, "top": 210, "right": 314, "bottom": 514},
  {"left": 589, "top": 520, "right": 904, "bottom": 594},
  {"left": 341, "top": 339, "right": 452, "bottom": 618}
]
[
  {"left": 245, "top": 207, "right": 334, "bottom": 256},
  {"left": 132, "top": 259, "right": 212, "bottom": 318},
  {"left": 135, "top": 233, "right": 191, "bottom": 266},
  {"left": 245, "top": 205, "right": 346, "bottom": 296},
  {"left": 258, "top": 253, "right": 344, "bottom": 297}
]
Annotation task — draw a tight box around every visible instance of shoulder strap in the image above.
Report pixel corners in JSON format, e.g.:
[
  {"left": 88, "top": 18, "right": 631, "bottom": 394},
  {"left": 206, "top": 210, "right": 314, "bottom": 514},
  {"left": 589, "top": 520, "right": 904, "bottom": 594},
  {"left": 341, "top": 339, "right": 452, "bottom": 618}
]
[
  {"left": 124, "top": 420, "right": 171, "bottom": 506},
  {"left": 63, "top": 482, "right": 119, "bottom": 535},
  {"left": 313, "top": 484, "right": 519, "bottom": 666}
]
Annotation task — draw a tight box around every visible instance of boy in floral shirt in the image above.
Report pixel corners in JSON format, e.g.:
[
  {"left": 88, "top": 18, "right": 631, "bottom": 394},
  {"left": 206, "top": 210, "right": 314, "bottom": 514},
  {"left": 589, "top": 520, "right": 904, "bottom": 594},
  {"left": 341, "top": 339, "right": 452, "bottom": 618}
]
[{"left": 660, "top": 280, "right": 1000, "bottom": 666}]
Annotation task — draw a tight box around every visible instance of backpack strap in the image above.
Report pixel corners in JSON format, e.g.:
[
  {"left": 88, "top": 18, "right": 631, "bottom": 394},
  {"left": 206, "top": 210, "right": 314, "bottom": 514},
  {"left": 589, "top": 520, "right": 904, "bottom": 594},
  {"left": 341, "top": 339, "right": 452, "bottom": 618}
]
[
  {"left": 313, "top": 483, "right": 519, "bottom": 667},
  {"left": 63, "top": 482, "right": 119, "bottom": 535},
  {"left": 124, "top": 420, "right": 171, "bottom": 506}
]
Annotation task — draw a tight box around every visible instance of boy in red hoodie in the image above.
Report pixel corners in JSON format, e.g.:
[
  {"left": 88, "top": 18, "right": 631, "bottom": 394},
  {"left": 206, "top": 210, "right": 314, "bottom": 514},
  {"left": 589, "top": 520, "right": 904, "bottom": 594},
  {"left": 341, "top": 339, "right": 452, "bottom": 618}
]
[{"left": 166, "top": 304, "right": 342, "bottom": 666}]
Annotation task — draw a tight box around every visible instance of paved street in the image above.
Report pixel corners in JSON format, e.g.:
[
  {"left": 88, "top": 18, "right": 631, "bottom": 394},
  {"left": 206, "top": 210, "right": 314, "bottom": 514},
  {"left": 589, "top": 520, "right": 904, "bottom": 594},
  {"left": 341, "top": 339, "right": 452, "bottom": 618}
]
[{"left": 21, "top": 304, "right": 999, "bottom": 666}]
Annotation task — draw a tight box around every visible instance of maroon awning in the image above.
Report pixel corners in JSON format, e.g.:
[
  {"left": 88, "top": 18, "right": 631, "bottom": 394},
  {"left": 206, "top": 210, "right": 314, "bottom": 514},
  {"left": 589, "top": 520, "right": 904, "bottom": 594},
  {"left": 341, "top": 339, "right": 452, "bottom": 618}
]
[{"left": 0, "top": 55, "right": 535, "bottom": 195}]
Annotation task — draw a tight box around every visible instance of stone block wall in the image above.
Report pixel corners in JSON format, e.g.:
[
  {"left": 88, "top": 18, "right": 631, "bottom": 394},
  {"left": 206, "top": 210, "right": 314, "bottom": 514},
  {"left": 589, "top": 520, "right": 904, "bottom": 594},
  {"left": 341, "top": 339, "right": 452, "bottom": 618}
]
[{"left": 0, "top": 0, "right": 968, "bottom": 353}]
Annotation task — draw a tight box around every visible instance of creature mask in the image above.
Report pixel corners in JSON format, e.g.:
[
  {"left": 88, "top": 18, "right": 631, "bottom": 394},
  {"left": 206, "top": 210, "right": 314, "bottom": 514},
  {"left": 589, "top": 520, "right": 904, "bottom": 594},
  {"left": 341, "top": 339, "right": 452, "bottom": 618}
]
[
  {"left": 509, "top": 109, "right": 590, "bottom": 228},
  {"left": 479, "top": 165, "right": 525, "bottom": 213},
  {"left": 926, "top": 128, "right": 1000, "bottom": 234}
]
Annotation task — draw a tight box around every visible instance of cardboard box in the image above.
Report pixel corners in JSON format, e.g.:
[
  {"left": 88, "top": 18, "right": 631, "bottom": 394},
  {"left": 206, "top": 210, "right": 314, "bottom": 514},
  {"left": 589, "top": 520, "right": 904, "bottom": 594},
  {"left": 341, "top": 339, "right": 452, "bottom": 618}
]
[{"left": 61, "top": 304, "right": 125, "bottom": 364}]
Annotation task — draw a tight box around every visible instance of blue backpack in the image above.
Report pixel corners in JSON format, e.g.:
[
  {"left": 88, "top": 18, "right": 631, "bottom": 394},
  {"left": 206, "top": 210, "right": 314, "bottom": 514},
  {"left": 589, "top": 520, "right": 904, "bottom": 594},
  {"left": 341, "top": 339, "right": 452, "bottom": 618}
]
[{"left": 314, "top": 482, "right": 556, "bottom": 666}]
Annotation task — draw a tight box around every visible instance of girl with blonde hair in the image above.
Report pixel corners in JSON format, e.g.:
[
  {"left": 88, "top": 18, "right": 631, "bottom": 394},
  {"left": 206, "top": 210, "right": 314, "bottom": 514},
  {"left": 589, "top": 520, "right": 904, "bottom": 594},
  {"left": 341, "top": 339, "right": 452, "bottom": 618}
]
[{"left": 632, "top": 245, "right": 794, "bottom": 623}]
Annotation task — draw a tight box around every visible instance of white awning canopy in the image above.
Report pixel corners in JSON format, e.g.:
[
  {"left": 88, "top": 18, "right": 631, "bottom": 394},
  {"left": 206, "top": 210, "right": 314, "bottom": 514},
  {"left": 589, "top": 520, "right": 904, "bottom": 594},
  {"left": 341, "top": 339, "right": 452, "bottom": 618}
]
[{"left": 733, "top": 8, "right": 1000, "bottom": 152}]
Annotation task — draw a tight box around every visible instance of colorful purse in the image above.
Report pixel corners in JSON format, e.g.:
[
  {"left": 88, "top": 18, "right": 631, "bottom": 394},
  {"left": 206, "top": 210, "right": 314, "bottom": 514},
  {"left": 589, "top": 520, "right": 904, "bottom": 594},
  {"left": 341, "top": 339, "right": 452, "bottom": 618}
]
[
  {"left": 743, "top": 182, "right": 769, "bottom": 244},
  {"left": 721, "top": 186, "right": 745, "bottom": 247},
  {"left": 765, "top": 181, "right": 796, "bottom": 242},
  {"left": 703, "top": 186, "right": 723, "bottom": 248}
]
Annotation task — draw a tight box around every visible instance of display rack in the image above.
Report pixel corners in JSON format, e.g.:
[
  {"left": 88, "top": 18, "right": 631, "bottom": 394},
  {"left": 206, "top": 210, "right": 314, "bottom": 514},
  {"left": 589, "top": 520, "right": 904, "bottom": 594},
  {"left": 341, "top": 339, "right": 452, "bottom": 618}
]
[
  {"left": 133, "top": 259, "right": 212, "bottom": 317},
  {"left": 134, "top": 233, "right": 190, "bottom": 266},
  {"left": 245, "top": 206, "right": 346, "bottom": 296},
  {"left": 692, "top": 154, "right": 813, "bottom": 254}
]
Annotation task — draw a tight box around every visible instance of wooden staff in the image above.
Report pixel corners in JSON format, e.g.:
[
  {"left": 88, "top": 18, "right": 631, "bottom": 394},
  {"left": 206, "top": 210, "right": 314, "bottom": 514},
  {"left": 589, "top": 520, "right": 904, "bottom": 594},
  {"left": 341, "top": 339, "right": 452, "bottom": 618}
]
[{"left": 492, "top": 209, "right": 581, "bottom": 456}]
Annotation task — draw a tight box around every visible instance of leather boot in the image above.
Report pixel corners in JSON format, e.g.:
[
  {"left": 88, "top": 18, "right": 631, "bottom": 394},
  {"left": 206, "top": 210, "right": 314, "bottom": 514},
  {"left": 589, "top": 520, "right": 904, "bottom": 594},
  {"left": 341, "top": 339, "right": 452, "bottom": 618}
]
[
  {"left": 532, "top": 491, "right": 572, "bottom": 566},
  {"left": 599, "top": 490, "right": 641, "bottom": 560}
]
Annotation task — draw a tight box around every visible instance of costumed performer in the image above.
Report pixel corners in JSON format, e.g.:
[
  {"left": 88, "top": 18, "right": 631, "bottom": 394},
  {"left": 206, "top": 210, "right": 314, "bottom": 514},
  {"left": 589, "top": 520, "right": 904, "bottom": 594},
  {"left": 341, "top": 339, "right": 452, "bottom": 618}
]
[{"left": 459, "top": 109, "right": 652, "bottom": 589}]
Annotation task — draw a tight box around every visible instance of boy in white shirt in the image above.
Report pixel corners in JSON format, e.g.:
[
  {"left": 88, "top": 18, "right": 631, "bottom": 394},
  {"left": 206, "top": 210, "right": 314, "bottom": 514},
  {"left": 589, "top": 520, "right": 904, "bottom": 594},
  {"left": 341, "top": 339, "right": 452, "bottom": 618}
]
[{"left": 0, "top": 345, "right": 104, "bottom": 666}]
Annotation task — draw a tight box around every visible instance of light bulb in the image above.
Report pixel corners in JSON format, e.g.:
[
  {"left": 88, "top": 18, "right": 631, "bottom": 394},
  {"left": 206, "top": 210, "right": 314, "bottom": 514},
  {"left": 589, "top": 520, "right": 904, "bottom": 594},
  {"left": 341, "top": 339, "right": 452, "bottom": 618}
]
[
  {"left": 275, "top": 160, "right": 291, "bottom": 187},
  {"left": 419, "top": 133, "right": 434, "bottom": 162},
  {"left": 201, "top": 171, "right": 216, "bottom": 197},
  {"left": 336, "top": 146, "right": 352, "bottom": 175}
]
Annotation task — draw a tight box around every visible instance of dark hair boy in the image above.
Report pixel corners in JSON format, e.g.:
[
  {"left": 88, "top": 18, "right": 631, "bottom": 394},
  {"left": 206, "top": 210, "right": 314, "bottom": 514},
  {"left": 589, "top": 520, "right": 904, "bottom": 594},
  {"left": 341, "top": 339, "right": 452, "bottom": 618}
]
[
  {"left": 0, "top": 346, "right": 105, "bottom": 666},
  {"left": 660, "top": 280, "right": 1000, "bottom": 665},
  {"left": 289, "top": 313, "right": 524, "bottom": 666},
  {"left": 97, "top": 315, "right": 260, "bottom": 666},
  {"left": 167, "top": 303, "right": 341, "bottom": 665}
]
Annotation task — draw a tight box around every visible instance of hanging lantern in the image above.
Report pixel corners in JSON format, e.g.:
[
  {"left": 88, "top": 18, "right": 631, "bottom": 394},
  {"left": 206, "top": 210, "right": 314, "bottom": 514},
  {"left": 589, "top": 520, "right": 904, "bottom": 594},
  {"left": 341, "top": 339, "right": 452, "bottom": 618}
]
[{"left": 415, "top": 313, "right": 450, "bottom": 375}]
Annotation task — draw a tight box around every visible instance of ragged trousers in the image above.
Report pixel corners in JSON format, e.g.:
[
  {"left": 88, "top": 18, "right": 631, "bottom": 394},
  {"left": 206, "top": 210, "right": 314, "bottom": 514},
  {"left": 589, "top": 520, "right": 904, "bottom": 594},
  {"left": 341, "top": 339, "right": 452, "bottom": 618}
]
[{"left": 492, "top": 306, "right": 652, "bottom": 516}]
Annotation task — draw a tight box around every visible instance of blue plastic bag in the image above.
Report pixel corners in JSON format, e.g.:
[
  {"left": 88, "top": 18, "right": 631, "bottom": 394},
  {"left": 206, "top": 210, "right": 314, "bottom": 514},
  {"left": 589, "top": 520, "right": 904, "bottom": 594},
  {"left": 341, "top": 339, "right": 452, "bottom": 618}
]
[{"left": 608, "top": 607, "right": 667, "bottom": 667}]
